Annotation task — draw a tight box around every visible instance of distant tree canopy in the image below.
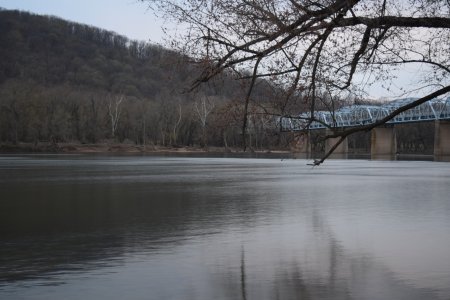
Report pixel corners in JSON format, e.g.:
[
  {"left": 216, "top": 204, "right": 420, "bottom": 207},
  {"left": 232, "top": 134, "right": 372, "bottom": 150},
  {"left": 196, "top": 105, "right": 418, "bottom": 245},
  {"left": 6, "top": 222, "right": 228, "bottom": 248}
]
[
  {"left": 143, "top": 0, "right": 450, "bottom": 163},
  {"left": 0, "top": 8, "right": 191, "bottom": 96},
  {"left": 0, "top": 9, "right": 283, "bottom": 149}
]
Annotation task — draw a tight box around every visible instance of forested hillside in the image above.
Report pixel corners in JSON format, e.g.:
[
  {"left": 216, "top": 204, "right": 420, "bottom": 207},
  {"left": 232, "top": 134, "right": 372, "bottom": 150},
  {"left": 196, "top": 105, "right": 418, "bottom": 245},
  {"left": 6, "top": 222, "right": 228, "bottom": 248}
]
[{"left": 0, "top": 8, "right": 281, "bottom": 150}]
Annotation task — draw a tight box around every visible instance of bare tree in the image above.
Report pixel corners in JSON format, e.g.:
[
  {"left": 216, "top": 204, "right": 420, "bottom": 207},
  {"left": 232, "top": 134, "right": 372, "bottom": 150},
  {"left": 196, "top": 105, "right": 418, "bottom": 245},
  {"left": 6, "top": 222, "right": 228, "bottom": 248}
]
[
  {"left": 108, "top": 94, "right": 124, "bottom": 138},
  {"left": 172, "top": 103, "right": 183, "bottom": 145},
  {"left": 142, "top": 0, "right": 450, "bottom": 164},
  {"left": 194, "top": 94, "right": 215, "bottom": 147}
]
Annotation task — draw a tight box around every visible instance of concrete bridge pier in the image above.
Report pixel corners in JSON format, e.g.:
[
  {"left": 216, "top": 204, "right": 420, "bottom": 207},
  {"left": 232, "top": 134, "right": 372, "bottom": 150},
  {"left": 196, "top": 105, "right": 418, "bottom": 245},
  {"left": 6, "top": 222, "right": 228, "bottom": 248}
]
[
  {"left": 371, "top": 126, "right": 397, "bottom": 160},
  {"left": 434, "top": 120, "right": 450, "bottom": 162},
  {"left": 325, "top": 130, "right": 348, "bottom": 159},
  {"left": 291, "top": 132, "right": 311, "bottom": 159}
]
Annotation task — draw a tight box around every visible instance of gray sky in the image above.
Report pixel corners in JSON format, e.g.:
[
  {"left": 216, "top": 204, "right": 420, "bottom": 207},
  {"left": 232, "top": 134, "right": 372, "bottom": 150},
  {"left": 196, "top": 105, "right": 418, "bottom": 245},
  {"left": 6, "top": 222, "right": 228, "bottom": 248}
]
[{"left": 0, "top": 0, "right": 164, "bottom": 43}]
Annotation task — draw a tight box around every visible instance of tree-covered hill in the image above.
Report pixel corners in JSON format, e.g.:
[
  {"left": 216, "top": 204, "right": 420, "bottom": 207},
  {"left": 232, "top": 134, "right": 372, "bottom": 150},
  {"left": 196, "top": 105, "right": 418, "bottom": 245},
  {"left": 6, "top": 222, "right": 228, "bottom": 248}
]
[
  {"left": 0, "top": 8, "right": 280, "bottom": 149},
  {"left": 1, "top": 8, "right": 195, "bottom": 96}
]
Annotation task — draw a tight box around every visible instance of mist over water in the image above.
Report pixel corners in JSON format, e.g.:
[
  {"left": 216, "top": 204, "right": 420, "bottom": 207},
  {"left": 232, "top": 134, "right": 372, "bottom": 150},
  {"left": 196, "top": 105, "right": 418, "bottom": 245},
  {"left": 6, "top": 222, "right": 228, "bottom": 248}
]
[{"left": 1, "top": 155, "right": 450, "bottom": 300}]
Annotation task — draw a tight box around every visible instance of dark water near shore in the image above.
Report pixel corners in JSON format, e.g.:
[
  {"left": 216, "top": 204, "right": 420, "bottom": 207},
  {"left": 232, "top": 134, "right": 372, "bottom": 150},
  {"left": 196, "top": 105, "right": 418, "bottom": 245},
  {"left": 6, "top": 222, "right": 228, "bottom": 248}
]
[{"left": 1, "top": 155, "right": 450, "bottom": 300}]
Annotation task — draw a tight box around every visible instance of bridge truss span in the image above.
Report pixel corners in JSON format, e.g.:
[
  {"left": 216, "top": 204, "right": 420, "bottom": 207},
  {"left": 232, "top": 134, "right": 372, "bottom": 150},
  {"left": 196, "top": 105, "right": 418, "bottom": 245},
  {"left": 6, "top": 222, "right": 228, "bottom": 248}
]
[{"left": 281, "top": 97, "right": 450, "bottom": 131}]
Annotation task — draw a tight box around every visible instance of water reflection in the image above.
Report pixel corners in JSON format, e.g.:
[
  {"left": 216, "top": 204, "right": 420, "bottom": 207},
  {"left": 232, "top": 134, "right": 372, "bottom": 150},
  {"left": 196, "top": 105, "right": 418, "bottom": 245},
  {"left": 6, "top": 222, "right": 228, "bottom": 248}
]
[
  {"left": 241, "top": 247, "right": 248, "bottom": 300},
  {"left": 1, "top": 155, "right": 450, "bottom": 299},
  {"left": 214, "top": 210, "right": 442, "bottom": 300}
]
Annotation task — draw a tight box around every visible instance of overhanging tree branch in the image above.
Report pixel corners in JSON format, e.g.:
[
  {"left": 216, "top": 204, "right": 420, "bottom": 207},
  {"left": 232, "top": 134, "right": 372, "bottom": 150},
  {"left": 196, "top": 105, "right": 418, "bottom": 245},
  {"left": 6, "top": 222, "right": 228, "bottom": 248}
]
[{"left": 144, "top": 0, "right": 450, "bottom": 164}]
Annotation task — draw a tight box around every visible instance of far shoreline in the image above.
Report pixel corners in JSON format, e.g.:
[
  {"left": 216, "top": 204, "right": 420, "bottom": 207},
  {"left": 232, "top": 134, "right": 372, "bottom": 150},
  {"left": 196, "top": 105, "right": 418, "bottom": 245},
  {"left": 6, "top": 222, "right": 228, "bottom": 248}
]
[
  {"left": 1, "top": 142, "right": 437, "bottom": 162},
  {"left": 0, "top": 142, "right": 292, "bottom": 156}
]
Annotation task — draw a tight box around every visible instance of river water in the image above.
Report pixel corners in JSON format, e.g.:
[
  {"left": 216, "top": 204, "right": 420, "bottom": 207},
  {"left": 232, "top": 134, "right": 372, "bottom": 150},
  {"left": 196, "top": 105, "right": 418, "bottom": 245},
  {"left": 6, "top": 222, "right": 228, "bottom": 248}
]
[{"left": 0, "top": 155, "right": 449, "bottom": 300}]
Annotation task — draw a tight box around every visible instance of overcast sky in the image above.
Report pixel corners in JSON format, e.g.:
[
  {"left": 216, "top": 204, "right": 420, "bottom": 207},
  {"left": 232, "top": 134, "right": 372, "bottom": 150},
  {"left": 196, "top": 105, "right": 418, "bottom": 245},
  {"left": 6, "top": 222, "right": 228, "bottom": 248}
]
[{"left": 0, "top": 0, "right": 164, "bottom": 43}]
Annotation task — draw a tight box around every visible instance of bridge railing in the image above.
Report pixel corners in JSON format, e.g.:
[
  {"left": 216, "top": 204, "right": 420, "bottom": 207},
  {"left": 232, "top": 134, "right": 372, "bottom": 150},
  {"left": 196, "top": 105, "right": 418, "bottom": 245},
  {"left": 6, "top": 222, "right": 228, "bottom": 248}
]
[{"left": 280, "top": 97, "right": 450, "bottom": 131}]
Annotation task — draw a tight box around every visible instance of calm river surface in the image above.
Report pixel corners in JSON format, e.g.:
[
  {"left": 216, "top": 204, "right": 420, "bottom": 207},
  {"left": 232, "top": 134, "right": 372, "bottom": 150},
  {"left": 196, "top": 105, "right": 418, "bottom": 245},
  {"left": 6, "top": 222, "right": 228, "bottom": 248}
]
[{"left": 1, "top": 155, "right": 450, "bottom": 300}]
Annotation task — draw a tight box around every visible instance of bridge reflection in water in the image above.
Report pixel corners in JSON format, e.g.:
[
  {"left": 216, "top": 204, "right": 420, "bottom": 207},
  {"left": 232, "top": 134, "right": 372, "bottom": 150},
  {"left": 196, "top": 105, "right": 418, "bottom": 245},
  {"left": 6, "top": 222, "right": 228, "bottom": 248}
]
[{"left": 280, "top": 98, "right": 450, "bottom": 161}]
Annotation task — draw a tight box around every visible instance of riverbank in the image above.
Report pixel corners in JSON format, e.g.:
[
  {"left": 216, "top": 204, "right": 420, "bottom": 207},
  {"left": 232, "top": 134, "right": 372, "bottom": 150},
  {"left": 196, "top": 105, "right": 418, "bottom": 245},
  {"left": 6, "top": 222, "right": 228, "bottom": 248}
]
[{"left": 0, "top": 142, "right": 290, "bottom": 156}]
